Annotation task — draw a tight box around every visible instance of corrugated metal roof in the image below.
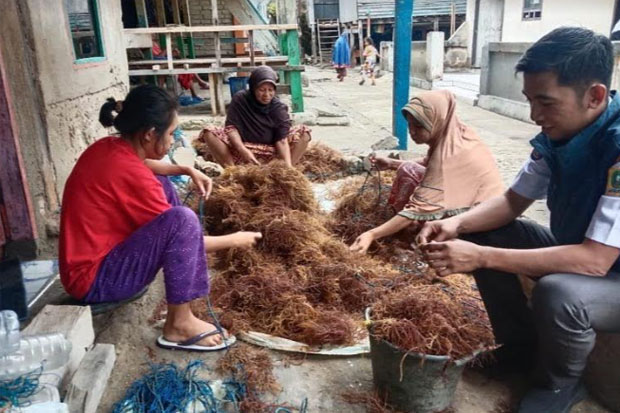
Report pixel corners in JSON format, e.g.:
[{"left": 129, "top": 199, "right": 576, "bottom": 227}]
[{"left": 357, "top": 0, "right": 467, "bottom": 19}]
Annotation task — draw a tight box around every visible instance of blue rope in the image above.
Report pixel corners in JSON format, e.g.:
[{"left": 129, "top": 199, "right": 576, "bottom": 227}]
[
  {"left": 0, "top": 367, "right": 43, "bottom": 408},
  {"left": 112, "top": 360, "right": 218, "bottom": 413},
  {"left": 113, "top": 360, "right": 308, "bottom": 413}
]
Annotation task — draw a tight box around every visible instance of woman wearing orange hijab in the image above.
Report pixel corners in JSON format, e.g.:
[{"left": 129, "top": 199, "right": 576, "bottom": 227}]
[{"left": 350, "top": 90, "right": 504, "bottom": 253}]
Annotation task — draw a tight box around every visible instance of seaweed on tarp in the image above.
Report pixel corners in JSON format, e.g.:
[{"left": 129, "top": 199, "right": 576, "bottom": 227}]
[
  {"left": 188, "top": 162, "right": 403, "bottom": 346},
  {"left": 188, "top": 160, "right": 492, "bottom": 355}
]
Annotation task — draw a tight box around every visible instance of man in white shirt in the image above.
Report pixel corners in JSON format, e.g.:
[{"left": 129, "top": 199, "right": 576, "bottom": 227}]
[{"left": 418, "top": 27, "right": 620, "bottom": 413}]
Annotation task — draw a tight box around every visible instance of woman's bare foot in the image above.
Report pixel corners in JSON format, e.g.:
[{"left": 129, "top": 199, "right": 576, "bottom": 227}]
[{"left": 163, "top": 312, "right": 228, "bottom": 347}]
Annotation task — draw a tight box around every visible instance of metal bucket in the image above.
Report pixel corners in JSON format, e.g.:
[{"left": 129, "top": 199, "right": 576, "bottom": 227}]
[{"left": 366, "top": 308, "right": 477, "bottom": 413}]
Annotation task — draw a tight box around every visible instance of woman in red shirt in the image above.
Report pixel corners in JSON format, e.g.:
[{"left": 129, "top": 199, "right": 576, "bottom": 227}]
[{"left": 59, "top": 85, "right": 260, "bottom": 351}]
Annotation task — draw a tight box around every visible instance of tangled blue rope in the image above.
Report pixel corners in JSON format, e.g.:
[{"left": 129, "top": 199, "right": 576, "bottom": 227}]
[
  {"left": 0, "top": 367, "right": 43, "bottom": 408},
  {"left": 112, "top": 360, "right": 217, "bottom": 413},
  {"left": 113, "top": 360, "right": 308, "bottom": 413}
]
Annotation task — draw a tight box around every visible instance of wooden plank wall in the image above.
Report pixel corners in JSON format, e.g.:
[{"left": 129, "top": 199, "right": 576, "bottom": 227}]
[{"left": 0, "top": 42, "right": 36, "bottom": 251}]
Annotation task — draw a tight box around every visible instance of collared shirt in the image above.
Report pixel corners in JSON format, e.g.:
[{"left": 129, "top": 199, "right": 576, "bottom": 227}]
[{"left": 511, "top": 154, "right": 620, "bottom": 248}]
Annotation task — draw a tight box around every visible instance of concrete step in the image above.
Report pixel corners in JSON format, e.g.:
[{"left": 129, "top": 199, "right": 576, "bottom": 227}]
[{"left": 434, "top": 79, "right": 479, "bottom": 92}]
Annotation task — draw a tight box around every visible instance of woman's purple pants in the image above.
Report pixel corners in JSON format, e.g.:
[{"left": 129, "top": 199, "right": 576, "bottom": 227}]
[{"left": 83, "top": 176, "right": 209, "bottom": 305}]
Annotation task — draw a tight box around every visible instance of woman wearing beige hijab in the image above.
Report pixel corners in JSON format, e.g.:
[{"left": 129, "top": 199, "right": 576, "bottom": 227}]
[{"left": 350, "top": 90, "right": 504, "bottom": 254}]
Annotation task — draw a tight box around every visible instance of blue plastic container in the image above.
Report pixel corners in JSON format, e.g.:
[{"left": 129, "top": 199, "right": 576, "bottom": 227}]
[{"left": 228, "top": 76, "right": 249, "bottom": 96}]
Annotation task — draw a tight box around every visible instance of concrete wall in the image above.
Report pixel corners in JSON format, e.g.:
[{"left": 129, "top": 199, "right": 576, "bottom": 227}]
[
  {"left": 0, "top": 0, "right": 129, "bottom": 256},
  {"left": 446, "top": 21, "right": 469, "bottom": 68},
  {"left": 473, "top": 0, "right": 503, "bottom": 67},
  {"left": 26, "top": 0, "right": 129, "bottom": 198},
  {"left": 189, "top": 0, "right": 235, "bottom": 57},
  {"left": 501, "top": 0, "right": 616, "bottom": 42},
  {"left": 478, "top": 41, "right": 620, "bottom": 123},
  {"left": 380, "top": 41, "right": 394, "bottom": 72},
  {"left": 381, "top": 34, "right": 445, "bottom": 89},
  {"left": 426, "top": 32, "right": 445, "bottom": 80},
  {"left": 465, "top": 0, "right": 476, "bottom": 65},
  {"left": 411, "top": 41, "right": 428, "bottom": 80},
  {"left": 478, "top": 42, "right": 530, "bottom": 122},
  {"left": 338, "top": 0, "right": 357, "bottom": 22}
]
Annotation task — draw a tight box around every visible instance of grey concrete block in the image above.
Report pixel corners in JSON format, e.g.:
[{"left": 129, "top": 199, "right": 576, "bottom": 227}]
[
  {"left": 65, "top": 344, "right": 116, "bottom": 413},
  {"left": 476, "top": 95, "right": 533, "bottom": 124},
  {"left": 24, "top": 305, "right": 94, "bottom": 390},
  {"left": 371, "top": 135, "right": 399, "bottom": 151},
  {"left": 316, "top": 117, "right": 350, "bottom": 126},
  {"left": 291, "top": 111, "right": 318, "bottom": 126},
  {"left": 316, "top": 107, "right": 344, "bottom": 118}
]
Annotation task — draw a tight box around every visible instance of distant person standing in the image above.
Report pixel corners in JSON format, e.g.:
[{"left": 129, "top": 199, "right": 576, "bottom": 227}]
[
  {"left": 332, "top": 30, "right": 351, "bottom": 81},
  {"left": 359, "top": 37, "right": 379, "bottom": 86}
]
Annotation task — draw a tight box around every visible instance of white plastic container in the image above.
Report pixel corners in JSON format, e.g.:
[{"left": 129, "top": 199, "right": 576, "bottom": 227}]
[
  {"left": 14, "top": 401, "right": 69, "bottom": 413},
  {"left": 25, "top": 384, "right": 60, "bottom": 405},
  {"left": 0, "top": 310, "right": 21, "bottom": 356},
  {"left": 0, "top": 333, "right": 72, "bottom": 380}
]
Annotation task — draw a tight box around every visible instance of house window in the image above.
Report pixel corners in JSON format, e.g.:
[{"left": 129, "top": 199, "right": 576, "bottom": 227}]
[
  {"left": 523, "top": 0, "right": 542, "bottom": 20},
  {"left": 65, "top": 0, "right": 105, "bottom": 62}
]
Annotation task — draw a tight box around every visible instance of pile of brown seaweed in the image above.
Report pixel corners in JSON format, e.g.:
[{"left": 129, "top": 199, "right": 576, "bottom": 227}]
[
  {"left": 296, "top": 142, "right": 351, "bottom": 182},
  {"left": 192, "top": 134, "right": 353, "bottom": 182},
  {"left": 369, "top": 274, "right": 494, "bottom": 359},
  {"left": 187, "top": 160, "right": 492, "bottom": 358},
  {"left": 327, "top": 173, "right": 396, "bottom": 247},
  {"left": 191, "top": 162, "right": 405, "bottom": 346},
  {"left": 327, "top": 173, "right": 493, "bottom": 358}
]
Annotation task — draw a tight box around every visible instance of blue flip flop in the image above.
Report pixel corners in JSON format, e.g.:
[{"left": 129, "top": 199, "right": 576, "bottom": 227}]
[{"left": 156, "top": 329, "right": 236, "bottom": 352}]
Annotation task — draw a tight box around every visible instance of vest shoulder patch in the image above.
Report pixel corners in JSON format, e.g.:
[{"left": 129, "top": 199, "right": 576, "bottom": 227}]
[
  {"left": 606, "top": 163, "right": 620, "bottom": 197},
  {"left": 530, "top": 149, "right": 543, "bottom": 161}
]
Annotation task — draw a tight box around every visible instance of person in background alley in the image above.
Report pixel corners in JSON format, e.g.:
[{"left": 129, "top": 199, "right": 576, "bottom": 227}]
[
  {"left": 359, "top": 37, "right": 378, "bottom": 86},
  {"left": 177, "top": 73, "right": 209, "bottom": 103},
  {"left": 197, "top": 66, "right": 311, "bottom": 167},
  {"left": 332, "top": 29, "right": 351, "bottom": 81},
  {"left": 349, "top": 90, "right": 504, "bottom": 254},
  {"left": 417, "top": 27, "right": 620, "bottom": 413},
  {"left": 59, "top": 85, "right": 261, "bottom": 352}
]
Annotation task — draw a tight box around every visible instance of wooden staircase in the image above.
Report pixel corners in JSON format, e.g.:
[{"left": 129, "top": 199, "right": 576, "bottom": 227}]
[{"left": 316, "top": 19, "right": 340, "bottom": 64}]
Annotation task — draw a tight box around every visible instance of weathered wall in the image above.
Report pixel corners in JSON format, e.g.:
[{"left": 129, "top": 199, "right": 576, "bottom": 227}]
[
  {"left": 338, "top": 0, "right": 358, "bottom": 23},
  {"left": 0, "top": 0, "right": 59, "bottom": 256},
  {"left": 25, "top": 0, "right": 129, "bottom": 201},
  {"left": 465, "top": 0, "right": 476, "bottom": 66},
  {"left": 188, "top": 0, "right": 235, "bottom": 57},
  {"left": 379, "top": 41, "right": 394, "bottom": 72},
  {"left": 473, "top": 0, "right": 503, "bottom": 67},
  {"left": 502, "top": 0, "right": 616, "bottom": 42},
  {"left": 426, "top": 32, "right": 445, "bottom": 81},
  {"left": 445, "top": 22, "right": 469, "bottom": 68},
  {"left": 410, "top": 41, "right": 428, "bottom": 80},
  {"left": 479, "top": 41, "right": 620, "bottom": 123},
  {"left": 477, "top": 42, "right": 530, "bottom": 122}
]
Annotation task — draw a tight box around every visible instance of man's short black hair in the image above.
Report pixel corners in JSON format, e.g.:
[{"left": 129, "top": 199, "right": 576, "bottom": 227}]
[{"left": 516, "top": 27, "right": 614, "bottom": 93}]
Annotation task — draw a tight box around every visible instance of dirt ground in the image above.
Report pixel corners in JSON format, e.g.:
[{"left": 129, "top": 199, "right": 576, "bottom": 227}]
[{"left": 90, "top": 66, "right": 609, "bottom": 412}]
